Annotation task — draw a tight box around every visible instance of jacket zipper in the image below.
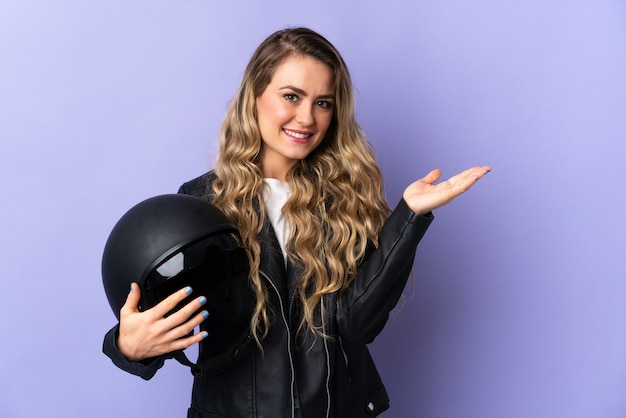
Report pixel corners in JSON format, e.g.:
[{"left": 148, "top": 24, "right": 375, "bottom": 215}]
[
  {"left": 338, "top": 336, "right": 352, "bottom": 383},
  {"left": 261, "top": 271, "right": 296, "bottom": 418},
  {"left": 320, "top": 297, "right": 331, "bottom": 418}
]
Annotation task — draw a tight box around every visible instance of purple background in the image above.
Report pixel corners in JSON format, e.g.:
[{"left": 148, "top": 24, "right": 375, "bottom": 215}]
[{"left": 1, "top": 1, "right": 625, "bottom": 417}]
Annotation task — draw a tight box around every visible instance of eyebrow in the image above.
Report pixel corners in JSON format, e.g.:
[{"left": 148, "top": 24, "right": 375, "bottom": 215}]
[{"left": 279, "top": 85, "right": 335, "bottom": 100}]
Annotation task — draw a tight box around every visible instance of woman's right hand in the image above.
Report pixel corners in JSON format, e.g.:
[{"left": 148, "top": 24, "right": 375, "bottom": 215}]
[{"left": 117, "top": 283, "right": 209, "bottom": 362}]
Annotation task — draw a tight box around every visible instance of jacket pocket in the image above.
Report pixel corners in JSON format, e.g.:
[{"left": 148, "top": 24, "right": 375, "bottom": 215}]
[{"left": 336, "top": 383, "right": 390, "bottom": 417}]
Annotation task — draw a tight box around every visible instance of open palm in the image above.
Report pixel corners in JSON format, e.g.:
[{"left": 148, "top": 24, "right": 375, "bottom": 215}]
[{"left": 403, "top": 166, "right": 491, "bottom": 215}]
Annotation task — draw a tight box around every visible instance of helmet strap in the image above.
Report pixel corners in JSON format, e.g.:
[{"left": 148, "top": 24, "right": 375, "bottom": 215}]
[{"left": 172, "top": 331, "right": 251, "bottom": 378}]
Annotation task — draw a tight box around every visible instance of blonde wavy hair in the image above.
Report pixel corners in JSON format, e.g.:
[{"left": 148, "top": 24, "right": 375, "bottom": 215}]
[{"left": 210, "top": 27, "right": 390, "bottom": 343}]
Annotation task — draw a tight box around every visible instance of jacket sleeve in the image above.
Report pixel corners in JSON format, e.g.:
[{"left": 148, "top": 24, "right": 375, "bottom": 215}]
[
  {"left": 102, "top": 324, "right": 172, "bottom": 380},
  {"left": 336, "top": 198, "right": 433, "bottom": 344}
]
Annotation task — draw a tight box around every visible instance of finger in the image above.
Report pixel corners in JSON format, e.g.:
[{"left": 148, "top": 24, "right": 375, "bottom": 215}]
[
  {"left": 163, "top": 295, "right": 209, "bottom": 330},
  {"left": 150, "top": 286, "right": 194, "bottom": 318},
  {"left": 462, "top": 165, "right": 491, "bottom": 181},
  {"left": 464, "top": 166, "right": 491, "bottom": 184},
  {"left": 421, "top": 168, "right": 441, "bottom": 185},
  {"left": 446, "top": 166, "right": 489, "bottom": 186},
  {"left": 167, "top": 328, "right": 209, "bottom": 353},
  {"left": 120, "top": 282, "right": 141, "bottom": 317},
  {"left": 446, "top": 167, "right": 491, "bottom": 194},
  {"left": 167, "top": 309, "right": 210, "bottom": 340}
]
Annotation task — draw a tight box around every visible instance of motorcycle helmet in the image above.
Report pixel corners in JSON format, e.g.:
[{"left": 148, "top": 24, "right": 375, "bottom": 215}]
[{"left": 101, "top": 194, "right": 254, "bottom": 326}]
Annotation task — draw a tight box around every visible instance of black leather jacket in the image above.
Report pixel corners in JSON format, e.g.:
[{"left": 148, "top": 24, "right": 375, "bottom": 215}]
[{"left": 103, "top": 172, "right": 433, "bottom": 417}]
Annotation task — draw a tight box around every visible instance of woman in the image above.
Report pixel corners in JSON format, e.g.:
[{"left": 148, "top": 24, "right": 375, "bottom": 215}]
[{"left": 103, "top": 27, "right": 490, "bottom": 417}]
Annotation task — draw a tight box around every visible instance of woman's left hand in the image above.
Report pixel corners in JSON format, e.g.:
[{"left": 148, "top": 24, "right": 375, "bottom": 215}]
[{"left": 403, "top": 166, "right": 491, "bottom": 215}]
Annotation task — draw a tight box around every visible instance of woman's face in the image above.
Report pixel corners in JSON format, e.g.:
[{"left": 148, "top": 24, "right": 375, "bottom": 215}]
[{"left": 256, "top": 55, "right": 334, "bottom": 180}]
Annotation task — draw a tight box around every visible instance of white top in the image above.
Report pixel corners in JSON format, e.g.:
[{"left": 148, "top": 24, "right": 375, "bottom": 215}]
[{"left": 262, "top": 178, "right": 292, "bottom": 264}]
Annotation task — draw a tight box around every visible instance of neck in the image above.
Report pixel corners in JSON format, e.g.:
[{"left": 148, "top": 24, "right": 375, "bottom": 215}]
[{"left": 260, "top": 154, "right": 293, "bottom": 181}]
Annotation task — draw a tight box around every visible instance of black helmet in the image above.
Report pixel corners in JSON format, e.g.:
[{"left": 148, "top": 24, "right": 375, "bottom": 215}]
[
  {"left": 102, "top": 194, "right": 253, "bottom": 325},
  {"left": 102, "top": 193, "right": 254, "bottom": 376}
]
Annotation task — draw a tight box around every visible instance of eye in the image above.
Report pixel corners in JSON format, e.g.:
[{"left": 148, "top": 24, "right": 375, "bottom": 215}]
[
  {"left": 284, "top": 93, "right": 298, "bottom": 102},
  {"left": 317, "top": 100, "right": 334, "bottom": 110}
]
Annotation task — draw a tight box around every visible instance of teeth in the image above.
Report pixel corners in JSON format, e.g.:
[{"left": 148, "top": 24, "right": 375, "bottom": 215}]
[{"left": 284, "top": 129, "right": 311, "bottom": 139}]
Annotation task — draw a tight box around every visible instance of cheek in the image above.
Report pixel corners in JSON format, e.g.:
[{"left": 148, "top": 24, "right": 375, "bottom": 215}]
[
  {"left": 318, "top": 113, "right": 334, "bottom": 133},
  {"left": 257, "top": 96, "right": 289, "bottom": 127}
]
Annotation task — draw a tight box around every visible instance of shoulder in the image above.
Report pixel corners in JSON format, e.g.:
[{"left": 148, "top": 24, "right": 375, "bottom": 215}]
[{"left": 177, "top": 170, "right": 217, "bottom": 199}]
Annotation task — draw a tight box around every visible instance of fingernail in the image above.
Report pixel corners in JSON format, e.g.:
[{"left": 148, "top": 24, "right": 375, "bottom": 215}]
[
  {"left": 129, "top": 283, "right": 133, "bottom": 292},
  {"left": 185, "top": 287, "right": 193, "bottom": 295},
  {"left": 201, "top": 332, "right": 209, "bottom": 339},
  {"left": 199, "top": 297, "right": 207, "bottom": 305},
  {"left": 202, "top": 311, "right": 209, "bottom": 319}
]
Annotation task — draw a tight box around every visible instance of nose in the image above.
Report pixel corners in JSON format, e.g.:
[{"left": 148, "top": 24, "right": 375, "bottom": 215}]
[{"left": 295, "top": 103, "right": 314, "bottom": 127}]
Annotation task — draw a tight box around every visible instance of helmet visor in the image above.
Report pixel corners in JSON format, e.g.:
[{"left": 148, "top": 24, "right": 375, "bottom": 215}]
[{"left": 140, "top": 232, "right": 248, "bottom": 315}]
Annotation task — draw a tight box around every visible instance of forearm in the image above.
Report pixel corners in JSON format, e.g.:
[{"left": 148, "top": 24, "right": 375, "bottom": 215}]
[{"left": 336, "top": 198, "right": 433, "bottom": 343}]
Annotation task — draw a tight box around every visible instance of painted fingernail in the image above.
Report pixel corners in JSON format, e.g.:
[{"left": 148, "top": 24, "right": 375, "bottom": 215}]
[
  {"left": 185, "top": 287, "right": 193, "bottom": 295},
  {"left": 202, "top": 311, "right": 209, "bottom": 319},
  {"left": 201, "top": 332, "right": 209, "bottom": 339},
  {"left": 199, "top": 297, "right": 207, "bottom": 305}
]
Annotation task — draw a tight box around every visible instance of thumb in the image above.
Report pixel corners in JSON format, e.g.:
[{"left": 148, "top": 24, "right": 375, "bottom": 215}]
[
  {"left": 120, "top": 282, "right": 141, "bottom": 317},
  {"left": 422, "top": 168, "right": 442, "bottom": 185}
]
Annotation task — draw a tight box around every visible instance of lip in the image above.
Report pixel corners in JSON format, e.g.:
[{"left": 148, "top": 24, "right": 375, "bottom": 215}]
[{"left": 283, "top": 128, "right": 314, "bottom": 144}]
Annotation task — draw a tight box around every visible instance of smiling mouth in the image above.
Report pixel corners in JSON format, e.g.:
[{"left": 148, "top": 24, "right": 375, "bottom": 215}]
[{"left": 283, "top": 128, "right": 313, "bottom": 140}]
